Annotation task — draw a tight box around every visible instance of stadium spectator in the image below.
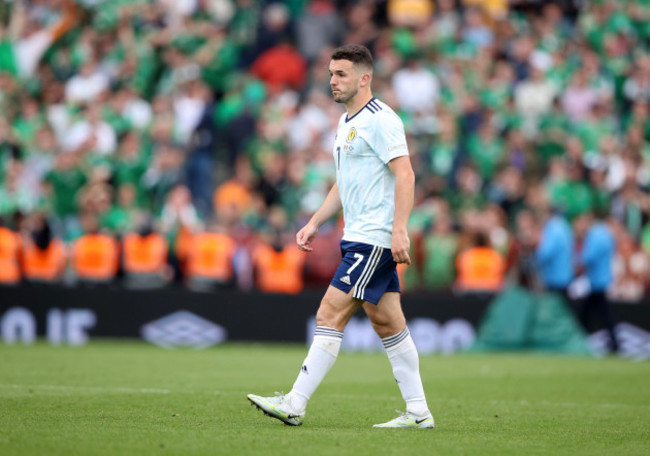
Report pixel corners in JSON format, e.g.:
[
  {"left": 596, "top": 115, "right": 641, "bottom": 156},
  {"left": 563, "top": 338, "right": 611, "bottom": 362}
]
[
  {"left": 252, "top": 206, "right": 305, "bottom": 294},
  {"left": 159, "top": 184, "right": 202, "bottom": 239},
  {"left": 609, "top": 227, "right": 650, "bottom": 303},
  {"left": 508, "top": 209, "right": 539, "bottom": 288},
  {"left": 185, "top": 219, "right": 237, "bottom": 291},
  {"left": 64, "top": 103, "right": 117, "bottom": 156},
  {"left": 296, "top": 1, "right": 344, "bottom": 64},
  {"left": 64, "top": 57, "right": 110, "bottom": 106},
  {"left": 535, "top": 209, "right": 574, "bottom": 295},
  {"left": 455, "top": 231, "right": 505, "bottom": 294},
  {"left": 21, "top": 214, "right": 66, "bottom": 284},
  {"left": 432, "top": 0, "right": 461, "bottom": 43},
  {"left": 1, "top": 0, "right": 77, "bottom": 80},
  {"left": 142, "top": 144, "right": 186, "bottom": 214},
  {"left": 421, "top": 212, "right": 459, "bottom": 290},
  {"left": 344, "top": 1, "right": 379, "bottom": 49},
  {"left": 0, "top": 148, "right": 41, "bottom": 218},
  {"left": 43, "top": 152, "right": 87, "bottom": 241},
  {"left": 213, "top": 155, "right": 255, "bottom": 217},
  {"left": 0, "top": 219, "right": 21, "bottom": 285},
  {"left": 250, "top": 41, "right": 307, "bottom": 93},
  {"left": 102, "top": 183, "right": 145, "bottom": 237},
  {"left": 388, "top": 0, "right": 434, "bottom": 28},
  {"left": 561, "top": 70, "right": 599, "bottom": 122},
  {"left": 122, "top": 219, "right": 170, "bottom": 289},
  {"left": 461, "top": 7, "right": 494, "bottom": 49},
  {"left": 391, "top": 57, "right": 440, "bottom": 115},
  {"left": 70, "top": 212, "right": 119, "bottom": 284},
  {"left": 514, "top": 56, "right": 556, "bottom": 138},
  {"left": 574, "top": 211, "right": 619, "bottom": 353},
  {"left": 302, "top": 218, "right": 342, "bottom": 287}
]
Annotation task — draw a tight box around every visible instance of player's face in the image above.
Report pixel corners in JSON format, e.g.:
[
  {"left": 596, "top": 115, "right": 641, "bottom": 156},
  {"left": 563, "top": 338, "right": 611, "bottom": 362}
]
[{"left": 329, "top": 59, "right": 360, "bottom": 104}]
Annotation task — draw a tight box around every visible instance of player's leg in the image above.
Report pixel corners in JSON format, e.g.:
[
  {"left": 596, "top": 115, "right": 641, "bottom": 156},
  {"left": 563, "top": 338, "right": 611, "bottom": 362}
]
[
  {"left": 248, "top": 285, "right": 360, "bottom": 425},
  {"left": 365, "top": 293, "right": 434, "bottom": 428},
  {"left": 363, "top": 291, "right": 406, "bottom": 338},
  {"left": 285, "top": 285, "right": 361, "bottom": 410}
]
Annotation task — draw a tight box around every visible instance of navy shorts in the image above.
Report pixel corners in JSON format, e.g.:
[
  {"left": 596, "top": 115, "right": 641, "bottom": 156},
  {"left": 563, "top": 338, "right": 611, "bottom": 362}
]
[{"left": 330, "top": 240, "right": 400, "bottom": 305}]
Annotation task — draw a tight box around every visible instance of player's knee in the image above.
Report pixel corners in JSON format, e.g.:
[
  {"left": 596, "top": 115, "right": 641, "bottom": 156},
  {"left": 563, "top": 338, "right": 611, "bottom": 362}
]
[
  {"left": 316, "top": 300, "right": 347, "bottom": 331},
  {"left": 315, "top": 310, "right": 346, "bottom": 332},
  {"left": 370, "top": 320, "right": 394, "bottom": 339},
  {"left": 369, "top": 315, "right": 406, "bottom": 339}
]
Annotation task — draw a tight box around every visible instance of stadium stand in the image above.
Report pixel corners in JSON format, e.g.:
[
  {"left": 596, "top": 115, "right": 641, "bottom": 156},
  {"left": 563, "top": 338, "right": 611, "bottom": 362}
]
[{"left": 0, "top": 0, "right": 648, "bottom": 300}]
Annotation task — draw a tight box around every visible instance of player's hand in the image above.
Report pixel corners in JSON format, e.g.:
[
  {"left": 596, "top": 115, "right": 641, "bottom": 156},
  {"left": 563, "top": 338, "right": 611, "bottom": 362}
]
[
  {"left": 296, "top": 222, "right": 318, "bottom": 252},
  {"left": 391, "top": 230, "right": 411, "bottom": 265}
]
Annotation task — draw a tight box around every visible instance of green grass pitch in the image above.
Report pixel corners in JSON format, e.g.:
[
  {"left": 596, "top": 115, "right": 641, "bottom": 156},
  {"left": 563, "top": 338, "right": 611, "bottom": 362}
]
[{"left": 1, "top": 342, "right": 649, "bottom": 456}]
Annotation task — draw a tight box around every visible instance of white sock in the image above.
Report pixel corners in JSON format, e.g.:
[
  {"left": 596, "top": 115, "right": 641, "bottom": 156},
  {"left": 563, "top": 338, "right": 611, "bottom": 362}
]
[
  {"left": 382, "top": 327, "right": 430, "bottom": 417},
  {"left": 287, "top": 326, "right": 343, "bottom": 413}
]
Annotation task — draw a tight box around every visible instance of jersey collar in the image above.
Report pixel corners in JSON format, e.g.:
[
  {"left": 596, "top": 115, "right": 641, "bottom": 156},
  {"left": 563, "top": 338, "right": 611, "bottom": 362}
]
[{"left": 345, "top": 97, "right": 377, "bottom": 123}]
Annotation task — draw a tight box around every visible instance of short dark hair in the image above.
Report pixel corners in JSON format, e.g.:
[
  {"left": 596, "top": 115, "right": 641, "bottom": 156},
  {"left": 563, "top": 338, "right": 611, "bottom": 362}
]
[{"left": 331, "top": 44, "right": 374, "bottom": 71}]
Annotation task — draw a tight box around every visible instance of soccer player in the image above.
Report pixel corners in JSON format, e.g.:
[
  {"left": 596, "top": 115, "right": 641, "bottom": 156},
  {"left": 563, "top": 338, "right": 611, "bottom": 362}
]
[{"left": 247, "top": 44, "right": 434, "bottom": 429}]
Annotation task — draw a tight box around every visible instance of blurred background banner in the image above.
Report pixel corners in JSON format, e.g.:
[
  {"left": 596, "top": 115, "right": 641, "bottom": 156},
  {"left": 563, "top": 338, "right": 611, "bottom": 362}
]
[{"left": 1, "top": 287, "right": 649, "bottom": 357}]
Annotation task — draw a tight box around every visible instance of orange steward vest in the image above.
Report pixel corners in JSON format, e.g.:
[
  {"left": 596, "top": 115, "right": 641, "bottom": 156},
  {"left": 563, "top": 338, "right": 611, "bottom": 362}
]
[
  {"left": 456, "top": 247, "right": 504, "bottom": 292},
  {"left": 186, "top": 232, "right": 236, "bottom": 282},
  {"left": 123, "top": 233, "right": 168, "bottom": 274},
  {"left": 0, "top": 227, "right": 20, "bottom": 283},
  {"left": 22, "top": 238, "right": 66, "bottom": 282},
  {"left": 72, "top": 233, "right": 119, "bottom": 281},
  {"left": 254, "top": 243, "right": 305, "bottom": 294}
]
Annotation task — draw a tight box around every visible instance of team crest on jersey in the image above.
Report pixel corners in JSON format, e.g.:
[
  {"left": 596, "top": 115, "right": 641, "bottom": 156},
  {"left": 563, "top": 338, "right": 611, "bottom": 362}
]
[{"left": 346, "top": 127, "right": 357, "bottom": 143}]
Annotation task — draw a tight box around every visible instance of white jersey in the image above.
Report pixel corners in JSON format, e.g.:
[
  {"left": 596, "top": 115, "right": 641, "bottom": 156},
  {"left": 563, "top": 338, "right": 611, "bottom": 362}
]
[{"left": 333, "top": 97, "right": 409, "bottom": 248}]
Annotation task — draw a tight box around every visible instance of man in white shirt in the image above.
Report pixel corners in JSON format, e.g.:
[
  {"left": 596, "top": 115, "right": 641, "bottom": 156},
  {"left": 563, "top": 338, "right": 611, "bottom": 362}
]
[
  {"left": 248, "top": 44, "right": 434, "bottom": 429},
  {"left": 64, "top": 59, "right": 110, "bottom": 105},
  {"left": 392, "top": 58, "right": 439, "bottom": 114}
]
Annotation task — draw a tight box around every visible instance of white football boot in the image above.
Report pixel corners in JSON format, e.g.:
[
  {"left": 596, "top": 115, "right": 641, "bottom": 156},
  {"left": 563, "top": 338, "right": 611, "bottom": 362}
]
[
  {"left": 373, "top": 410, "right": 435, "bottom": 429},
  {"left": 247, "top": 393, "right": 305, "bottom": 426}
]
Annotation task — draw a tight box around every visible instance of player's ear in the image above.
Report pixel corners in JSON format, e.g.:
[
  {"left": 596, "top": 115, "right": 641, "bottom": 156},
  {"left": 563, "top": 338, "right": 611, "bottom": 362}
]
[{"left": 359, "top": 71, "right": 372, "bottom": 87}]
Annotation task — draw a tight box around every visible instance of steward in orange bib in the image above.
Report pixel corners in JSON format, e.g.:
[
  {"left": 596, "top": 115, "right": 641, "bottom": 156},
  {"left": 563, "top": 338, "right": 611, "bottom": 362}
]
[
  {"left": 0, "top": 223, "right": 21, "bottom": 285},
  {"left": 253, "top": 229, "right": 306, "bottom": 295},
  {"left": 22, "top": 217, "right": 66, "bottom": 283},
  {"left": 122, "top": 220, "right": 170, "bottom": 289},
  {"left": 455, "top": 232, "right": 505, "bottom": 293},
  {"left": 185, "top": 221, "right": 237, "bottom": 291},
  {"left": 71, "top": 212, "right": 119, "bottom": 283}
]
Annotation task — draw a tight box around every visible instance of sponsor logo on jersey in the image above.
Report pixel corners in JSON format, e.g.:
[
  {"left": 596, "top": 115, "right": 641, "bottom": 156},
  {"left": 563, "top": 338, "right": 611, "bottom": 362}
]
[
  {"left": 388, "top": 144, "right": 407, "bottom": 152},
  {"left": 346, "top": 127, "right": 357, "bottom": 143},
  {"left": 340, "top": 275, "right": 351, "bottom": 285}
]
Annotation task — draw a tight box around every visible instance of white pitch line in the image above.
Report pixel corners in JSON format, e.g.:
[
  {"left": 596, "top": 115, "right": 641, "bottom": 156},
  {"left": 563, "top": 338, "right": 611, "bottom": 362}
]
[
  {"left": 328, "top": 394, "right": 650, "bottom": 410},
  {"left": 0, "top": 384, "right": 170, "bottom": 394},
  {"left": 490, "top": 399, "right": 650, "bottom": 410}
]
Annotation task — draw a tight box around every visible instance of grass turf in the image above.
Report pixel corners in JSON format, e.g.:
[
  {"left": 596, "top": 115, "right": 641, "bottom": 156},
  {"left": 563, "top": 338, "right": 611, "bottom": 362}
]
[{"left": 0, "top": 341, "right": 648, "bottom": 456}]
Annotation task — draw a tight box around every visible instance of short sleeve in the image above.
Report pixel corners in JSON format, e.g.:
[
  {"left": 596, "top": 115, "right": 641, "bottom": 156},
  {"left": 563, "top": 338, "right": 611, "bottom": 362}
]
[{"left": 373, "top": 111, "right": 409, "bottom": 164}]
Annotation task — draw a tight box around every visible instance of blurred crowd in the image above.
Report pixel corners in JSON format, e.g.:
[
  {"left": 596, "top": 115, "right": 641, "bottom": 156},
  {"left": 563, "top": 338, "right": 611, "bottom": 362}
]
[{"left": 0, "top": 0, "right": 649, "bottom": 301}]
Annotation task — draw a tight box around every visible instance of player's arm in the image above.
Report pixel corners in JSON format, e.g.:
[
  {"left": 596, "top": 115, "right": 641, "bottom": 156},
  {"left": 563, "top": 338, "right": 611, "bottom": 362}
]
[
  {"left": 388, "top": 156, "right": 415, "bottom": 265},
  {"left": 296, "top": 182, "right": 342, "bottom": 252}
]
